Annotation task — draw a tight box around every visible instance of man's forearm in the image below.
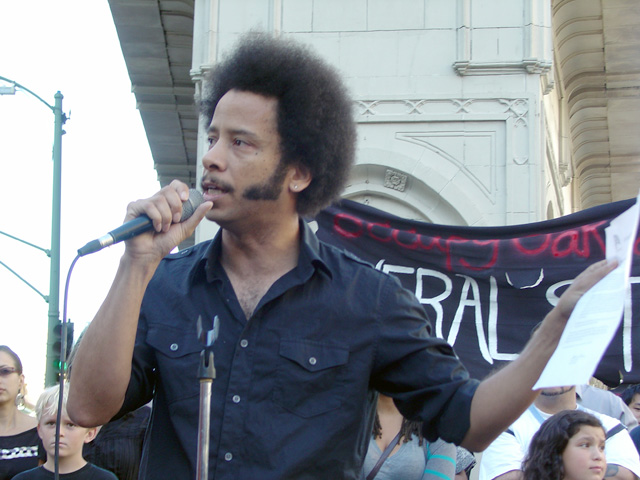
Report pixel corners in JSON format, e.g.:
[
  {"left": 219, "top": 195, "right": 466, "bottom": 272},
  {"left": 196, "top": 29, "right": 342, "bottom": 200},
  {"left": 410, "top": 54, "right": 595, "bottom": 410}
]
[
  {"left": 67, "top": 255, "right": 156, "bottom": 426},
  {"left": 461, "top": 260, "right": 616, "bottom": 451},
  {"left": 461, "top": 316, "right": 559, "bottom": 451}
]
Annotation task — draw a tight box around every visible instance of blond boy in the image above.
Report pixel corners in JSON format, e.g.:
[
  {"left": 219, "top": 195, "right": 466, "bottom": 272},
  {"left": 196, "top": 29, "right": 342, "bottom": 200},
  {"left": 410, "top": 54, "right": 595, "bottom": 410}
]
[{"left": 12, "top": 384, "right": 117, "bottom": 479}]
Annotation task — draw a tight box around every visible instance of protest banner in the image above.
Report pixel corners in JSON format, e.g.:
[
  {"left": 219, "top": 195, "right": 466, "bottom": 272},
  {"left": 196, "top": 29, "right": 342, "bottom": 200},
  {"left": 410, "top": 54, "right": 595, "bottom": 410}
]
[{"left": 315, "top": 198, "right": 640, "bottom": 386}]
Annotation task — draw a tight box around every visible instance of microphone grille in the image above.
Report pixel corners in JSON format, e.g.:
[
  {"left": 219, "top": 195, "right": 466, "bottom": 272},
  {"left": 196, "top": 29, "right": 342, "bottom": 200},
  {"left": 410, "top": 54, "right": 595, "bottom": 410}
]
[{"left": 180, "top": 189, "right": 204, "bottom": 222}]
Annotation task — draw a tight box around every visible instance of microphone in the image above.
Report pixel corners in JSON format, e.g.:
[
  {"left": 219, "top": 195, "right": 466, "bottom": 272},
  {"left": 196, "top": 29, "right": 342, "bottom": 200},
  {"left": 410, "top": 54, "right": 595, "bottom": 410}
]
[{"left": 78, "top": 189, "right": 204, "bottom": 256}]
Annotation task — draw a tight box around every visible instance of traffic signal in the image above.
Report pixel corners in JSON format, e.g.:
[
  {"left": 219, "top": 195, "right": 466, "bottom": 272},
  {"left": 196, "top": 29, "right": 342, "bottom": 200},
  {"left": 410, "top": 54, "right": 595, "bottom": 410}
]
[{"left": 51, "top": 321, "right": 74, "bottom": 376}]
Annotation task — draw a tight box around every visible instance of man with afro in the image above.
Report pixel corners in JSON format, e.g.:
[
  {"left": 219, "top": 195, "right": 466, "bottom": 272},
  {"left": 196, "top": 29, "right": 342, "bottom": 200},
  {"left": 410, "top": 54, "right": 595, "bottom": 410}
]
[{"left": 68, "top": 33, "right": 615, "bottom": 479}]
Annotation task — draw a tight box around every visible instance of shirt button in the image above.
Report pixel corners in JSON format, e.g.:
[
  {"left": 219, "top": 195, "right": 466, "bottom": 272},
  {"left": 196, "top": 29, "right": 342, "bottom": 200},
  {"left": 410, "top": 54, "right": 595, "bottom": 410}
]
[
  {"left": 232, "top": 395, "right": 241, "bottom": 404},
  {"left": 240, "top": 339, "right": 249, "bottom": 348},
  {"left": 308, "top": 357, "right": 317, "bottom": 366},
  {"left": 224, "top": 452, "right": 233, "bottom": 461},
  {"left": 170, "top": 343, "right": 178, "bottom": 351}
]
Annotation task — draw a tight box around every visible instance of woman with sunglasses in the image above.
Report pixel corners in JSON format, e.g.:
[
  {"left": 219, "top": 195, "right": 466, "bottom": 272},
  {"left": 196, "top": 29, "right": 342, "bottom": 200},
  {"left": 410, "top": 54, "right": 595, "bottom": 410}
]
[{"left": 0, "top": 346, "right": 43, "bottom": 480}]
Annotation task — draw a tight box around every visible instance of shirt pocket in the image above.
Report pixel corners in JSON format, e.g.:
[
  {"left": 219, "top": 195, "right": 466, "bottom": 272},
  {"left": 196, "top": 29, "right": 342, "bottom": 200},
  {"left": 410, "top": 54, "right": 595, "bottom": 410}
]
[
  {"left": 146, "top": 325, "right": 202, "bottom": 404},
  {"left": 273, "top": 338, "right": 349, "bottom": 418}
]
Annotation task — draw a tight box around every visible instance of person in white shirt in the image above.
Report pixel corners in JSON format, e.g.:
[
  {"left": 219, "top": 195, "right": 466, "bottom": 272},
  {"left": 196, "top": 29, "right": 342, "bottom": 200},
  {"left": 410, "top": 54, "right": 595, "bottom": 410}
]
[
  {"left": 478, "top": 385, "right": 640, "bottom": 480},
  {"left": 577, "top": 383, "right": 638, "bottom": 429}
]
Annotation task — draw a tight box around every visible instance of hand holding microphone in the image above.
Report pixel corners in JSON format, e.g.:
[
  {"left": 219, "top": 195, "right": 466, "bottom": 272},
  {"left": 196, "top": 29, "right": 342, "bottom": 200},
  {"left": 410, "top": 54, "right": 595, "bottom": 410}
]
[{"left": 78, "top": 186, "right": 210, "bottom": 256}]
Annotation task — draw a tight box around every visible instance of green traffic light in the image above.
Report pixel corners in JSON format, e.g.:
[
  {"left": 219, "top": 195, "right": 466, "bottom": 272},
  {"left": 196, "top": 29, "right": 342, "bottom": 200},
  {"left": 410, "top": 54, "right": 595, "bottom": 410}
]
[{"left": 52, "top": 359, "right": 67, "bottom": 371}]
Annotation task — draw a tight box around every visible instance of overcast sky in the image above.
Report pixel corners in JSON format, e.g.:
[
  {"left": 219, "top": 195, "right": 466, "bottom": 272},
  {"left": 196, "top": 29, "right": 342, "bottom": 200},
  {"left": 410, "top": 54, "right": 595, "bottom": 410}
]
[{"left": 0, "top": 1, "right": 161, "bottom": 402}]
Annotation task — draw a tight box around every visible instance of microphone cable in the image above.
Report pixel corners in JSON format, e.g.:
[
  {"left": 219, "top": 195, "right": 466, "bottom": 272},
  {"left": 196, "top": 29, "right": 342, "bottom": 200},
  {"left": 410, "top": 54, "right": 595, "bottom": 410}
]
[
  {"left": 51, "top": 190, "right": 204, "bottom": 478},
  {"left": 53, "top": 253, "right": 80, "bottom": 480}
]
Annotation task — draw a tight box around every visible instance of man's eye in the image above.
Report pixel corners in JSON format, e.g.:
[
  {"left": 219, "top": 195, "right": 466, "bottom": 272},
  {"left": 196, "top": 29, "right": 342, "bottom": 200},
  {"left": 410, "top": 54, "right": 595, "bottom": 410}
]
[{"left": 232, "top": 139, "right": 244, "bottom": 146}]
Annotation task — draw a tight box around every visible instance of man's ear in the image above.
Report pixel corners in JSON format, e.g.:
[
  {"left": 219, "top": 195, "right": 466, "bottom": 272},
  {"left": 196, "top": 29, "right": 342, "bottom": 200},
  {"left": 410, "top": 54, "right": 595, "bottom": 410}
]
[
  {"left": 288, "top": 164, "right": 312, "bottom": 193},
  {"left": 83, "top": 426, "right": 100, "bottom": 444},
  {"left": 36, "top": 423, "right": 43, "bottom": 440}
]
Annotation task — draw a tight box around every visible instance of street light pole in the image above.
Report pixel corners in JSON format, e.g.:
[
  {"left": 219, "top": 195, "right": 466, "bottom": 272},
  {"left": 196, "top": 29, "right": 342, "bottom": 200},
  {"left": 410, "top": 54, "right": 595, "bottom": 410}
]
[
  {"left": 0, "top": 76, "right": 66, "bottom": 386},
  {"left": 48, "top": 91, "right": 64, "bottom": 386}
]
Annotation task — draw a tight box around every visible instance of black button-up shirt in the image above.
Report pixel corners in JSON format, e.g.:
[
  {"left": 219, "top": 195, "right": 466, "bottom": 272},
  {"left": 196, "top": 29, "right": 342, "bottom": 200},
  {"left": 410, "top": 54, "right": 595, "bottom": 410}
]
[{"left": 120, "top": 221, "right": 479, "bottom": 479}]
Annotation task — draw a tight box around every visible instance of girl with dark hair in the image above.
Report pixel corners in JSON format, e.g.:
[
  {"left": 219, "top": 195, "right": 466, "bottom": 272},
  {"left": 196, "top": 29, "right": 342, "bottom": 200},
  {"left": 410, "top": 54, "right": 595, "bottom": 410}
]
[
  {"left": 0, "top": 346, "right": 43, "bottom": 479},
  {"left": 522, "top": 409, "right": 606, "bottom": 480}
]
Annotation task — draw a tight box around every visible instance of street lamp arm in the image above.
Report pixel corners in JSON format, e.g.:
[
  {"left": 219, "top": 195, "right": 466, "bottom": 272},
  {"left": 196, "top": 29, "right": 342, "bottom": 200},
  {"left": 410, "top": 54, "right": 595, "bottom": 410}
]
[
  {"left": 0, "top": 75, "right": 55, "bottom": 113},
  {"left": 0, "top": 230, "right": 51, "bottom": 256},
  {"left": 0, "top": 74, "right": 66, "bottom": 386},
  {"left": 0, "top": 259, "right": 48, "bottom": 302}
]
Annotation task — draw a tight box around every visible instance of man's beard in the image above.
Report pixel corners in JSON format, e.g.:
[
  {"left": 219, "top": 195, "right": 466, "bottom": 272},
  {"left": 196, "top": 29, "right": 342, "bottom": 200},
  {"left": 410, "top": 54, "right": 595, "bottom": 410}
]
[{"left": 243, "top": 161, "right": 289, "bottom": 201}]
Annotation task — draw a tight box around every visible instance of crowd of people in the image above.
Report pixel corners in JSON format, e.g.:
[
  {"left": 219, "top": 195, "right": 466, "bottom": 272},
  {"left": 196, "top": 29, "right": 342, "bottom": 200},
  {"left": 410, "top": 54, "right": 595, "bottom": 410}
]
[
  {"left": 2, "top": 32, "right": 639, "bottom": 480},
  {"left": 0, "top": 346, "right": 149, "bottom": 480},
  {"left": 4, "top": 342, "right": 640, "bottom": 480}
]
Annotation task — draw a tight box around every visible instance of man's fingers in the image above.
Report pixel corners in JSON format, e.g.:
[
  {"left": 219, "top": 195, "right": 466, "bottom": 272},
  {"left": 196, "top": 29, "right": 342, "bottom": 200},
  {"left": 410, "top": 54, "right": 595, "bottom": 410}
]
[
  {"left": 182, "top": 201, "right": 213, "bottom": 232},
  {"left": 127, "top": 184, "right": 189, "bottom": 233},
  {"left": 169, "top": 179, "right": 190, "bottom": 201},
  {"left": 572, "top": 259, "right": 618, "bottom": 291}
]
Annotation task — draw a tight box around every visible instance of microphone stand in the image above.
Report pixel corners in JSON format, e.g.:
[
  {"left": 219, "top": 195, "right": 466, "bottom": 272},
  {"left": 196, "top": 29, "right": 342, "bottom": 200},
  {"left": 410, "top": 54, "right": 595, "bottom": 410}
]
[{"left": 196, "top": 315, "right": 220, "bottom": 480}]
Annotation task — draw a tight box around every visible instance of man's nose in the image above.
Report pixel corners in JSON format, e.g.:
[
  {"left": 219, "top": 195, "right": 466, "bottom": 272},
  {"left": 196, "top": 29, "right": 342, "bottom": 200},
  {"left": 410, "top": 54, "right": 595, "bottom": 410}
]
[{"left": 202, "top": 140, "right": 227, "bottom": 171}]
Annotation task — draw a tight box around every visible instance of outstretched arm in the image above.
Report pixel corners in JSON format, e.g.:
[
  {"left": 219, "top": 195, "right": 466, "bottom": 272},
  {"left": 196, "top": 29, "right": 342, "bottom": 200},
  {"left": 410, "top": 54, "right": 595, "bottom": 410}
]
[
  {"left": 461, "top": 259, "right": 617, "bottom": 451},
  {"left": 67, "top": 181, "right": 212, "bottom": 426}
]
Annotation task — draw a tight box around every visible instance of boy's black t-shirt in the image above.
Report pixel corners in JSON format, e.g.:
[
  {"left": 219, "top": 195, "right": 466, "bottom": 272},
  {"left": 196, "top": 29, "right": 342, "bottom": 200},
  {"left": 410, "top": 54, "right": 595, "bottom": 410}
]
[{"left": 11, "top": 463, "right": 118, "bottom": 479}]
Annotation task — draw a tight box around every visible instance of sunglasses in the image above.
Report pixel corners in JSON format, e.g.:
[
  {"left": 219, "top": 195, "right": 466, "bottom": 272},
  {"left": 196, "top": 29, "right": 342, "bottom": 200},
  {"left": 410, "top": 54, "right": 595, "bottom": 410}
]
[{"left": 0, "top": 367, "right": 18, "bottom": 376}]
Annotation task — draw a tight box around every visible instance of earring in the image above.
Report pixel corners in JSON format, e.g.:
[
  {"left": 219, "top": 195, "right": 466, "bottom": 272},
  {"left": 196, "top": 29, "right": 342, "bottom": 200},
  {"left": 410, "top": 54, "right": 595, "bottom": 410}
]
[
  {"left": 293, "top": 185, "right": 298, "bottom": 190},
  {"left": 15, "top": 392, "right": 25, "bottom": 410}
]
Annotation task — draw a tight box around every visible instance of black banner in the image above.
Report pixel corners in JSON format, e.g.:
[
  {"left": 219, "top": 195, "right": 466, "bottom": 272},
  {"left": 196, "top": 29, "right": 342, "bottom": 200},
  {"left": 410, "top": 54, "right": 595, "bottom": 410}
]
[{"left": 315, "top": 198, "right": 640, "bottom": 387}]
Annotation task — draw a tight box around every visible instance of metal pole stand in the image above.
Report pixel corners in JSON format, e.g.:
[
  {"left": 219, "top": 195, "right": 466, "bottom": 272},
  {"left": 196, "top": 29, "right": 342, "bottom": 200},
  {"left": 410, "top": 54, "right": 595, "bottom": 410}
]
[{"left": 196, "top": 315, "right": 220, "bottom": 480}]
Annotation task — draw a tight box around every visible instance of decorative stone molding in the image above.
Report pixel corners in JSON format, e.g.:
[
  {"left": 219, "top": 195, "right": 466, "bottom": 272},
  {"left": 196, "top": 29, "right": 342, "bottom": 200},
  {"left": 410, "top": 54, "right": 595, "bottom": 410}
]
[
  {"left": 355, "top": 96, "right": 529, "bottom": 123},
  {"left": 383, "top": 169, "right": 408, "bottom": 192},
  {"left": 395, "top": 130, "right": 498, "bottom": 203},
  {"left": 345, "top": 159, "right": 475, "bottom": 226},
  {"left": 453, "top": 59, "right": 552, "bottom": 76},
  {"left": 354, "top": 95, "right": 536, "bottom": 223},
  {"left": 355, "top": 97, "right": 531, "bottom": 170},
  {"left": 454, "top": 0, "right": 553, "bottom": 92}
]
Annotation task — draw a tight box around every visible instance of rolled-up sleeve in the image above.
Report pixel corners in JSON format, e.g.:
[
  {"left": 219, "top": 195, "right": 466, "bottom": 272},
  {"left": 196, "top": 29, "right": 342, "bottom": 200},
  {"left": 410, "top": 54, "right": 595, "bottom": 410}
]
[
  {"left": 115, "top": 311, "right": 157, "bottom": 419},
  {"left": 371, "top": 275, "right": 480, "bottom": 445}
]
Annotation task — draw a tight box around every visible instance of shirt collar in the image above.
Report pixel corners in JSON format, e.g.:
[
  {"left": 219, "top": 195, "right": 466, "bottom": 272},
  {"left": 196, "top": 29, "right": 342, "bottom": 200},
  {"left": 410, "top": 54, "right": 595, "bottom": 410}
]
[
  {"left": 300, "top": 219, "right": 332, "bottom": 279},
  {"left": 188, "top": 218, "right": 332, "bottom": 285}
]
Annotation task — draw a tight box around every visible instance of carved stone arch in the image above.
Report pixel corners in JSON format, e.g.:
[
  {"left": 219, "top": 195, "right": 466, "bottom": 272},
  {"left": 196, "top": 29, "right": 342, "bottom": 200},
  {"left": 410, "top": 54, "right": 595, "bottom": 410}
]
[{"left": 344, "top": 148, "right": 484, "bottom": 226}]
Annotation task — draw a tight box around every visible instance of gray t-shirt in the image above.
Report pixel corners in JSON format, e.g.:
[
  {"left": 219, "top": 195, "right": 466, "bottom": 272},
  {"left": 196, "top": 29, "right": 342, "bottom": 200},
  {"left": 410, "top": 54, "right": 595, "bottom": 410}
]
[{"left": 363, "top": 437, "right": 456, "bottom": 480}]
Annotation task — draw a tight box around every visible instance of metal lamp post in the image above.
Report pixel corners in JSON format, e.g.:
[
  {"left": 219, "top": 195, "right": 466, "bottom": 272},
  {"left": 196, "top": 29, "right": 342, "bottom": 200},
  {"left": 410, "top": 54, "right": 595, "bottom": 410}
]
[{"left": 0, "top": 75, "right": 66, "bottom": 386}]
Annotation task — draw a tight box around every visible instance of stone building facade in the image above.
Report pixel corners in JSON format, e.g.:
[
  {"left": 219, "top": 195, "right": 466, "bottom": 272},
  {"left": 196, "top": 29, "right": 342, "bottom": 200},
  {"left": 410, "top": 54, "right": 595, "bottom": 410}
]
[{"left": 106, "top": 0, "right": 640, "bottom": 242}]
